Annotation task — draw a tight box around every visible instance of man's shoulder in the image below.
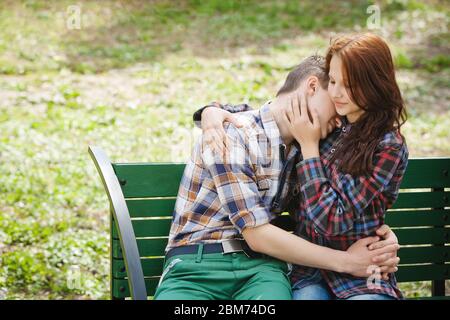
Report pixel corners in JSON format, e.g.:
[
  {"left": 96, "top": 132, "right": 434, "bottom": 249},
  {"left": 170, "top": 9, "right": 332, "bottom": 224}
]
[
  {"left": 222, "top": 109, "right": 264, "bottom": 141},
  {"left": 231, "top": 108, "right": 261, "bottom": 123}
]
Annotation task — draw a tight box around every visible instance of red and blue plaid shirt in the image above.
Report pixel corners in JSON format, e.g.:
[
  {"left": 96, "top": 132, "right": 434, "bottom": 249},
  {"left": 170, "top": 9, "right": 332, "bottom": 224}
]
[{"left": 291, "top": 121, "right": 408, "bottom": 299}]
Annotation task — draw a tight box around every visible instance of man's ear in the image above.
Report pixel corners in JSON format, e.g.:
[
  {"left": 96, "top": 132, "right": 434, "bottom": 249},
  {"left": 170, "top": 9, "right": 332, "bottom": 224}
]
[{"left": 306, "top": 76, "right": 319, "bottom": 96}]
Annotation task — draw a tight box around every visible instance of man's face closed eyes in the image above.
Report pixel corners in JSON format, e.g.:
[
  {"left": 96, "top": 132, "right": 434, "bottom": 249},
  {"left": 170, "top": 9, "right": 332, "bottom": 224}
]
[{"left": 309, "top": 84, "right": 337, "bottom": 139}]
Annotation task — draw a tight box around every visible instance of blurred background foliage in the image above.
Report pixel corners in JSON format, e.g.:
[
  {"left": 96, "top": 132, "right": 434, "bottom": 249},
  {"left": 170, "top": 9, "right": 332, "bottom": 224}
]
[{"left": 0, "top": 0, "right": 448, "bottom": 299}]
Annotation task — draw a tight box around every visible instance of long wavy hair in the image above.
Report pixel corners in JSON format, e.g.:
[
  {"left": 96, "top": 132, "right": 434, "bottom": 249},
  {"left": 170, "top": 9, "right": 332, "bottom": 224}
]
[{"left": 325, "top": 33, "right": 407, "bottom": 176}]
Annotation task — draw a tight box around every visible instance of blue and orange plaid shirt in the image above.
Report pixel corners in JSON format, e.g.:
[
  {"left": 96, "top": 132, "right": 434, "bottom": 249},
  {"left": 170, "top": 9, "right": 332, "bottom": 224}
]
[
  {"left": 166, "top": 102, "right": 300, "bottom": 252},
  {"left": 197, "top": 103, "right": 409, "bottom": 299}
]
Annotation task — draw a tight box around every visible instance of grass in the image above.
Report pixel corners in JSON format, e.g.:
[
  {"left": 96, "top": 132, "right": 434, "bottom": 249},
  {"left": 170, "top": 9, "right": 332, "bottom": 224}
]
[{"left": 0, "top": 0, "right": 449, "bottom": 299}]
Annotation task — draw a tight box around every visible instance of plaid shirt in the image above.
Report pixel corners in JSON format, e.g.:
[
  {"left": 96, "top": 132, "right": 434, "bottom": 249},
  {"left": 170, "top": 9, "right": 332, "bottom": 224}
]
[
  {"left": 291, "top": 121, "right": 409, "bottom": 299},
  {"left": 166, "top": 102, "right": 300, "bottom": 252}
]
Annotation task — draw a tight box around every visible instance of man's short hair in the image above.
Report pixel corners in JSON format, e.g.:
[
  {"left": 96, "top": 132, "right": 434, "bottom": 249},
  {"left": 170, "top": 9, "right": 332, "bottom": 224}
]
[{"left": 276, "top": 55, "right": 329, "bottom": 97}]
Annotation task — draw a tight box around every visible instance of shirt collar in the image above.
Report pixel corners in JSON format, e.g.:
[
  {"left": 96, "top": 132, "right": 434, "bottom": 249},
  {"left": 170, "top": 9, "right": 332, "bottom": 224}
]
[
  {"left": 259, "top": 101, "right": 284, "bottom": 146},
  {"left": 339, "top": 116, "right": 352, "bottom": 134},
  {"left": 259, "top": 101, "right": 302, "bottom": 163}
]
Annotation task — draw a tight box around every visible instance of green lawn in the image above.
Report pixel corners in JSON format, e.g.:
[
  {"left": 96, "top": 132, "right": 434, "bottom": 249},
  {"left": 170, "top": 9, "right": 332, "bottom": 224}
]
[{"left": 0, "top": 0, "right": 448, "bottom": 299}]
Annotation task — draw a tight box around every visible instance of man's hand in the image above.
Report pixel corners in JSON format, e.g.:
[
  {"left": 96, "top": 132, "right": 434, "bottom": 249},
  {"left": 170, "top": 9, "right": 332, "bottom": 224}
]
[
  {"left": 345, "top": 236, "right": 400, "bottom": 278},
  {"left": 201, "top": 106, "right": 243, "bottom": 156},
  {"left": 369, "top": 224, "right": 400, "bottom": 280}
]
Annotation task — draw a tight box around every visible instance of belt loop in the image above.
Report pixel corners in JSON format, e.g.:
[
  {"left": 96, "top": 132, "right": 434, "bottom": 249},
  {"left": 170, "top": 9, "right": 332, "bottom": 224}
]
[{"left": 195, "top": 243, "right": 204, "bottom": 263}]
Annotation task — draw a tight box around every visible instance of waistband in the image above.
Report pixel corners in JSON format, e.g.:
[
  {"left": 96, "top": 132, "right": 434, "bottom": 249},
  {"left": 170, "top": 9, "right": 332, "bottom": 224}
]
[{"left": 166, "top": 239, "right": 266, "bottom": 261}]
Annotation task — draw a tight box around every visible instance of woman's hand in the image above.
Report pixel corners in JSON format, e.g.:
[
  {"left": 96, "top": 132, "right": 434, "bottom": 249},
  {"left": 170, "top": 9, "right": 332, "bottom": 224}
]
[
  {"left": 201, "top": 106, "right": 243, "bottom": 156},
  {"left": 345, "top": 236, "right": 400, "bottom": 278},
  {"left": 284, "top": 92, "right": 321, "bottom": 159},
  {"left": 369, "top": 224, "right": 400, "bottom": 280}
]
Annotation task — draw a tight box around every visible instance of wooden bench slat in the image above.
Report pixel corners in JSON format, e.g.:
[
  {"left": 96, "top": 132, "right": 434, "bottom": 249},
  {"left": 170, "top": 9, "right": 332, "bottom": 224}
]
[
  {"left": 113, "top": 258, "right": 164, "bottom": 278},
  {"left": 113, "top": 278, "right": 160, "bottom": 299},
  {"left": 400, "top": 158, "right": 450, "bottom": 188},
  {"left": 112, "top": 218, "right": 172, "bottom": 239},
  {"left": 398, "top": 246, "right": 450, "bottom": 264},
  {"left": 113, "top": 163, "right": 185, "bottom": 198},
  {"left": 126, "top": 199, "right": 176, "bottom": 218},
  {"left": 112, "top": 238, "right": 168, "bottom": 259},
  {"left": 396, "top": 264, "right": 450, "bottom": 282},
  {"left": 394, "top": 227, "right": 449, "bottom": 245},
  {"left": 385, "top": 210, "right": 449, "bottom": 227},
  {"left": 392, "top": 191, "right": 450, "bottom": 209}
]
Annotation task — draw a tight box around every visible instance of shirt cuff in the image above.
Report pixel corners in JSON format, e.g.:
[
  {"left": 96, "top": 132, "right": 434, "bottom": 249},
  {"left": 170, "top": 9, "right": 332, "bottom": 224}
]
[
  {"left": 229, "top": 208, "right": 273, "bottom": 233},
  {"left": 296, "top": 157, "right": 327, "bottom": 187}
]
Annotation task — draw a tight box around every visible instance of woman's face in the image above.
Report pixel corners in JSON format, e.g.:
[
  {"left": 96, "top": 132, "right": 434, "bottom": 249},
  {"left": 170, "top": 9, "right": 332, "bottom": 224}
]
[{"left": 328, "top": 55, "right": 364, "bottom": 123}]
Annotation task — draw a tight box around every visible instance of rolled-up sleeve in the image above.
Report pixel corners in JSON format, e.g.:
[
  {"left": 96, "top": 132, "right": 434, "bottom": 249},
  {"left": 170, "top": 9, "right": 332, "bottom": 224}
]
[{"left": 193, "top": 102, "right": 253, "bottom": 127}]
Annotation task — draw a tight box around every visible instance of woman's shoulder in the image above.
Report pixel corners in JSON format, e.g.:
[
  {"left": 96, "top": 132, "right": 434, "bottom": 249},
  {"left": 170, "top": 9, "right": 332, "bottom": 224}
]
[
  {"left": 377, "top": 130, "right": 409, "bottom": 160},
  {"left": 378, "top": 130, "right": 406, "bottom": 148}
]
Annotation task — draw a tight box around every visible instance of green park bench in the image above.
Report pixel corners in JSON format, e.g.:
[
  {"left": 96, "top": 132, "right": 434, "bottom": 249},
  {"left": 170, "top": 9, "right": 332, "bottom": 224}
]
[{"left": 89, "top": 146, "right": 450, "bottom": 300}]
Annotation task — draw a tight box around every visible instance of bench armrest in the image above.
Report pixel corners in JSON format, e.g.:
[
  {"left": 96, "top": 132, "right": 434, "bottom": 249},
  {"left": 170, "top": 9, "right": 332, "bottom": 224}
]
[{"left": 88, "top": 146, "right": 147, "bottom": 300}]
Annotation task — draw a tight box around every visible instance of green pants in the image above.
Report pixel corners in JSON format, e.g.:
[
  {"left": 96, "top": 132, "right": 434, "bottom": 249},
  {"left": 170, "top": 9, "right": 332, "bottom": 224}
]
[{"left": 154, "top": 246, "right": 292, "bottom": 300}]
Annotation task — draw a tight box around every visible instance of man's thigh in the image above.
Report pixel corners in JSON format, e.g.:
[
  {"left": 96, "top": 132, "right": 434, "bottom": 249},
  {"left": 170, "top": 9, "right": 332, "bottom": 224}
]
[
  {"left": 233, "top": 259, "right": 292, "bottom": 300},
  {"left": 154, "top": 278, "right": 217, "bottom": 300}
]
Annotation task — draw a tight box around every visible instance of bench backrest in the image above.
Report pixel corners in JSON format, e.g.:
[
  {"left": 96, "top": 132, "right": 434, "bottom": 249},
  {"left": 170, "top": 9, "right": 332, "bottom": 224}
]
[{"left": 107, "top": 158, "right": 449, "bottom": 299}]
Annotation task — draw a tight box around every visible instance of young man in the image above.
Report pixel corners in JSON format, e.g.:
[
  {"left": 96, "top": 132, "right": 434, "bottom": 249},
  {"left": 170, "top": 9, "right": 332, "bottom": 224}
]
[{"left": 154, "top": 56, "right": 399, "bottom": 300}]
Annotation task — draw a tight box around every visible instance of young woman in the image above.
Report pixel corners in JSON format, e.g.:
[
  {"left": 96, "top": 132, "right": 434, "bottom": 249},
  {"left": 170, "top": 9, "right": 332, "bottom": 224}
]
[
  {"left": 196, "top": 33, "right": 408, "bottom": 300},
  {"left": 284, "top": 33, "right": 408, "bottom": 300}
]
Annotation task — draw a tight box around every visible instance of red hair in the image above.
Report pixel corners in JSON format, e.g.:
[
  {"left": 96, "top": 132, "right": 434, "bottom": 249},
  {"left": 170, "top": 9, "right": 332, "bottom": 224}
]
[{"left": 325, "top": 33, "right": 407, "bottom": 175}]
